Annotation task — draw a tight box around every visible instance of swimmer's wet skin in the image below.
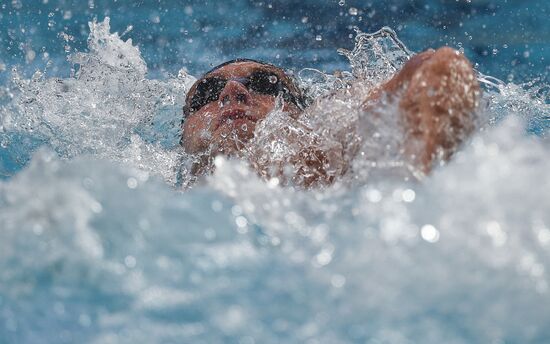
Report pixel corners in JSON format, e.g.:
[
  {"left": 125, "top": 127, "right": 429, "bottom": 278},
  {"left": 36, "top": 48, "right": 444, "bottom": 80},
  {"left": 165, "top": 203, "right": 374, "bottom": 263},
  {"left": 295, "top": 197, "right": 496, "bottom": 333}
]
[{"left": 181, "top": 47, "right": 480, "bottom": 187}]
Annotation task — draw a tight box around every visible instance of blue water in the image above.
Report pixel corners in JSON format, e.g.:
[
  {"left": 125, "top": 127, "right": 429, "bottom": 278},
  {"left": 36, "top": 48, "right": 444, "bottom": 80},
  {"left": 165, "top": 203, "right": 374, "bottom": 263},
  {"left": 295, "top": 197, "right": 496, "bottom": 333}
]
[
  {"left": 1, "top": 0, "right": 548, "bottom": 81},
  {"left": 1, "top": 1, "right": 550, "bottom": 343}
]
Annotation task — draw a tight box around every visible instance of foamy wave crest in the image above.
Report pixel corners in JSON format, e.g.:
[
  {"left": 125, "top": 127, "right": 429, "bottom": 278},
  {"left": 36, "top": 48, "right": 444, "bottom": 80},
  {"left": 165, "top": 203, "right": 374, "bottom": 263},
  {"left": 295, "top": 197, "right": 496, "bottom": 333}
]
[{"left": 1, "top": 115, "right": 550, "bottom": 343}]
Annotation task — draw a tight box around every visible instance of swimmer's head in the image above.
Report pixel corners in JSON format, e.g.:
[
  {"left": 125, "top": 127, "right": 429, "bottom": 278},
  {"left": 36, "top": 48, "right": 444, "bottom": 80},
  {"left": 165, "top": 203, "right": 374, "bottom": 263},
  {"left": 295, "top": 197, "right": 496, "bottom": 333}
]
[{"left": 181, "top": 59, "right": 306, "bottom": 156}]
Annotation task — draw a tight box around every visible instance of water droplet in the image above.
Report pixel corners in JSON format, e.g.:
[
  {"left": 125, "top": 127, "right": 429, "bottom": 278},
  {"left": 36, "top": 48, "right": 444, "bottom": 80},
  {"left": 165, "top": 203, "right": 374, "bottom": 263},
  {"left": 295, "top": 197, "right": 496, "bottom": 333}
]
[
  {"left": 338, "top": 0, "right": 345, "bottom": 6},
  {"left": 32, "top": 223, "right": 44, "bottom": 235},
  {"left": 331, "top": 274, "right": 346, "bottom": 288},
  {"left": 241, "top": 124, "right": 248, "bottom": 131},
  {"left": 126, "top": 177, "right": 138, "bottom": 189},
  {"left": 486, "top": 221, "right": 507, "bottom": 246},
  {"left": 150, "top": 15, "right": 160, "bottom": 24},
  {"left": 124, "top": 255, "right": 137, "bottom": 268},
  {"left": 348, "top": 7, "right": 358, "bottom": 15},
  {"left": 315, "top": 249, "right": 332, "bottom": 266},
  {"left": 366, "top": 189, "right": 382, "bottom": 203},
  {"left": 402, "top": 189, "right": 416, "bottom": 202},
  {"left": 268, "top": 75, "right": 278, "bottom": 84},
  {"left": 235, "top": 216, "right": 248, "bottom": 228},
  {"left": 421, "top": 224, "right": 440, "bottom": 243},
  {"left": 315, "top": 35, "right": 322, "bottom": 41},
  {"left": 90, "top": 201, "right": 102, "bottom": 214},
  {"left": 267, "top": 177, "right": 279, "bottom": 188}
]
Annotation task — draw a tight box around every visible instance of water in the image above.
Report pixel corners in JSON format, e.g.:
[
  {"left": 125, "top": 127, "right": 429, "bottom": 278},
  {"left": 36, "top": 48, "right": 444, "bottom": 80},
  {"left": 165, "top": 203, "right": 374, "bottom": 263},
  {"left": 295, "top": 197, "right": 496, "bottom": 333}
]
[{"left": 1, "top": 1, "right": 550, "bottom": 343}]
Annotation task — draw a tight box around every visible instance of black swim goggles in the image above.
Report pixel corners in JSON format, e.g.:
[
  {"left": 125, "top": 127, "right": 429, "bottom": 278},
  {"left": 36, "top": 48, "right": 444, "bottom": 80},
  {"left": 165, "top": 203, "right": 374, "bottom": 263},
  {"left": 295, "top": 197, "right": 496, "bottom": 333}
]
[{"left": 183, "top": 69, "right": 305, "bottom": 117}]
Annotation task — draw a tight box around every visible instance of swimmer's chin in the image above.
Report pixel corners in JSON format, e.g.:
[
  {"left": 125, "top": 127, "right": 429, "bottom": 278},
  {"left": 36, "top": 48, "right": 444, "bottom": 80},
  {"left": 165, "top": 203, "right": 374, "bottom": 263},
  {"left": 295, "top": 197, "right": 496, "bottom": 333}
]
[
  {"left": 216, "top": 117, "right": 256, "bottom": 132},
  {"left": 210, "top": 130, "right": 255, "bottom": 157}
]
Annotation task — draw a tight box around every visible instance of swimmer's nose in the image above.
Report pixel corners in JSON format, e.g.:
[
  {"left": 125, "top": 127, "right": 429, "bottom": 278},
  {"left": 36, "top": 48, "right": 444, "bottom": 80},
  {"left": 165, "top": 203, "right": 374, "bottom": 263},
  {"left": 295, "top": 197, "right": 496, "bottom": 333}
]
[{"left": 219, "top": 80, "right": 250, "bottom": 106}]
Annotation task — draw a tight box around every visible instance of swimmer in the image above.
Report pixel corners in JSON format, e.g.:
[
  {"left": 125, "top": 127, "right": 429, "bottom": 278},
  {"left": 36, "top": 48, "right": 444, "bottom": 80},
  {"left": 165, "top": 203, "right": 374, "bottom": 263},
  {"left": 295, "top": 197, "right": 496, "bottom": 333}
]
[{"left": 181, "top": 47, "right": 480, "bottom": 187}]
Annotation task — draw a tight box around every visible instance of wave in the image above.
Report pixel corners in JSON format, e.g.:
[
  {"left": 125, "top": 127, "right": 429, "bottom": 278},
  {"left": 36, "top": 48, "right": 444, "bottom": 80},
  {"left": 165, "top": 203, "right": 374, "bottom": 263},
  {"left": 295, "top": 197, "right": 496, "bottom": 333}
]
[{"left": 1, "top": 17, "right": 550, "bottom": 343}]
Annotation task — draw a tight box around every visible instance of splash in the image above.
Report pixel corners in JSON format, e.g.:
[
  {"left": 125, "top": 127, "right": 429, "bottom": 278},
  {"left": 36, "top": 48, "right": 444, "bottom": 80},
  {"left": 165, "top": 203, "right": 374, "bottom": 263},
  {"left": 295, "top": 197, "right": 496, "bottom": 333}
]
[
  {"left": 0, "top": 18, "right": 195, "bottom": 183},
  {"left": 1, "top": 16, "right": 550, "bottom": 344},
  {"left": 338, "top": 26, "right": 412, "bottom": 87}
]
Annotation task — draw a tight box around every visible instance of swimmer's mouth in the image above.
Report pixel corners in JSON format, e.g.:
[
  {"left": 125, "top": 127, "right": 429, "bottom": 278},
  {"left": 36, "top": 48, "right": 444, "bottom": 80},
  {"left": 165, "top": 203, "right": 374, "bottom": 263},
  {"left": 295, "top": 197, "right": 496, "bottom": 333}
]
[{"left": 217, "top": 109, "right": 256, "bottom": 129}]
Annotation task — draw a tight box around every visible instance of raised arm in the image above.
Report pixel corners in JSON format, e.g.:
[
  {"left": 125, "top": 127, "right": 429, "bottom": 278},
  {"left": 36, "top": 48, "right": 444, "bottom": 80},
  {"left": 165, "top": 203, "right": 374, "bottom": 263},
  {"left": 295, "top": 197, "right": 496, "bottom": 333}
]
[{"left": 363, "top": 47, "right": 481, "bottom": 173}]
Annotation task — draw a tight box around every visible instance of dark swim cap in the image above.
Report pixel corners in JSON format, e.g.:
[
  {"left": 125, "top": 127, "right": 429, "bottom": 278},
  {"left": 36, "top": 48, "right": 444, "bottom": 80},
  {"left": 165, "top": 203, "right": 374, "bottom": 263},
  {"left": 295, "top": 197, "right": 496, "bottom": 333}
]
[{"left": 203, "top": 58, "right": 269, "bottom": 75}]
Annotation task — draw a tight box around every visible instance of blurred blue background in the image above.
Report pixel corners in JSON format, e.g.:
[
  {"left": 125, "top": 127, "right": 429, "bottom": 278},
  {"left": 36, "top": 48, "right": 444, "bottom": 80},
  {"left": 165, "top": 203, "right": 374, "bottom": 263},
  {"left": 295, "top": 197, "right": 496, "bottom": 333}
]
[{"left": 0, "top": 0, "right": 548, "bottom": 82}]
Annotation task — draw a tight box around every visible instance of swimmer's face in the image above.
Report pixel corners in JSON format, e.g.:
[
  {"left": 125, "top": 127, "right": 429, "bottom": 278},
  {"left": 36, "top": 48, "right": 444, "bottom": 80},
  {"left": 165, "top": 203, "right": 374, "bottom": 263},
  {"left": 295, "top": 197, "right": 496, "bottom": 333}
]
[{"left": 181, "top": 61, "right": 303, "bottom": 156}]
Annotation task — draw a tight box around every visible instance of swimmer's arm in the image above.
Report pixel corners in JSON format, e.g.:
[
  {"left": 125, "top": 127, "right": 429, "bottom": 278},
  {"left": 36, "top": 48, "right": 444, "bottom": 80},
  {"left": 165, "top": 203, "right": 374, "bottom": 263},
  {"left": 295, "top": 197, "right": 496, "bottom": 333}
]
[
  {"left": 363, "top": 47, "right": 480, "bottom": 173},
  {"left": 254, "top": 48, "right": 480, "bottom": 187}
]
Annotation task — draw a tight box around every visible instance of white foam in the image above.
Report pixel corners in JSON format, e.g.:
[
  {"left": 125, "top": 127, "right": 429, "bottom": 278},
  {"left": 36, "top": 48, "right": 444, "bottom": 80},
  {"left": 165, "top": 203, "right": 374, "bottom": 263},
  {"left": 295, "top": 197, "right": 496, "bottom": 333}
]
[
  {"left": 0, "top": 17, "right": 549, "bottom": 343},
  {"left": 1, "top": 18, "right": 195, "bottom": 184}
]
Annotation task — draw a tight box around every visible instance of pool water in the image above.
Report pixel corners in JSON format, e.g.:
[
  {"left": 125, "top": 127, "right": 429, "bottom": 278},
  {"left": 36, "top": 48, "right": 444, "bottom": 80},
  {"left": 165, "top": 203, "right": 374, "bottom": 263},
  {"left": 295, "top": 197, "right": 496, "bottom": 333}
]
[{"left": 1, "top": 1, "right": 550, "bottom": 343}]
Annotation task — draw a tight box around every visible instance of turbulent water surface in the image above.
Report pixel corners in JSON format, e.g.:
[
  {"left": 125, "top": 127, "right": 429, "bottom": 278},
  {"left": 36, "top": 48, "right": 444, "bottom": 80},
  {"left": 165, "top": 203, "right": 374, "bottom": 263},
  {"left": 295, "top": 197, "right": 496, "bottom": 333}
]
[{"left": 1, "top": 4, "right": 550, "bottom": 344}]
